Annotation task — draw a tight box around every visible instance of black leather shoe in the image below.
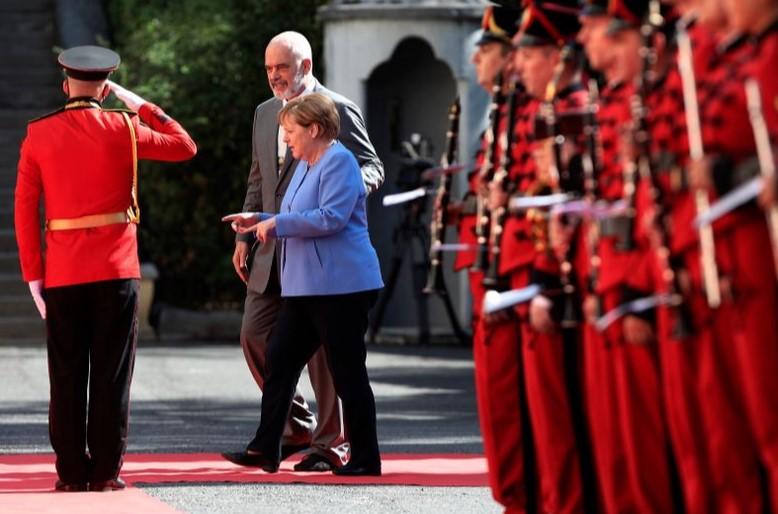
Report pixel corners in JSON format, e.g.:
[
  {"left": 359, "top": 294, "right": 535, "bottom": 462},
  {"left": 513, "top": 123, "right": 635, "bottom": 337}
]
[
  {"left": 55, "top": 480, "right": 87, "bottom": 492},
  {"left": 332, "top": 462, "right": 382, "bottom": 477},
  {"left": 280, "top": 442, "right": 310, "bottom": 461},
  {"left": 221, "top": 451, "right": 279, "bottom": 473},
  {"left": 293, "top": 453, "right": 336, "bottom": 472},
  {"left": 88, "top": 477, "right": 126, "bottom": 492}
]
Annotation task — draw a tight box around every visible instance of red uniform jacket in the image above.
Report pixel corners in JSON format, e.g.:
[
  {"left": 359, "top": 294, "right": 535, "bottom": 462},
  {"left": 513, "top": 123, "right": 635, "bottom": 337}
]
[
  {"left": 500, "top": 94, "right": 540, "bottom": 279},
  {"left": 15, "top": 99, "right": 197, "bottom": 288},
  {"left": 747, "top": 21, "right": 778, "bottom": 141},
  {"left": 529, "top": 86, "right": 589, "bottom": 283},
  {"left": 454, "top": 139, "right": 488, "bottom": 272},
  {"left": 455, "top": 98, "right": 512, "bottom": 272},
  {"left": 590, "top": 81, "right": 647, "bottom": 296}
]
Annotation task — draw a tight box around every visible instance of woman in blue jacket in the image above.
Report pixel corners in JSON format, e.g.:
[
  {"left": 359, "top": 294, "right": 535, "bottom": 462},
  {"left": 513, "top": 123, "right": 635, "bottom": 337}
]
[{"left": 223, "top": 93, "right": 383, "bottom": 476}]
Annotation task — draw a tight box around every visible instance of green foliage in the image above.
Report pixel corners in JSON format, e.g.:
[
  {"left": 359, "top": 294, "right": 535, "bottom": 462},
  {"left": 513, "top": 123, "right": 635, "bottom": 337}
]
[{"left": 107, "top": 0, "right": 329, "bottom": 309}]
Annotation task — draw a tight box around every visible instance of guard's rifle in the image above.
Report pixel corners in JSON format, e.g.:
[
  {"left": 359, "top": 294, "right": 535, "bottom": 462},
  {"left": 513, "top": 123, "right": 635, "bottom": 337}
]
[
  {"left": 538, "top": 43, "right": 585, "bottom": 327},
  {"left": 473, "top": 73, "right": 506, "bottom": 273},
  {"left": 424, "top": 98, "right": 462, "bottom": 294},
  {"left": 744, "top": 79, "right": 778, "bottom": 280},
  {"left": 483, "top": 80, "right": 522, "bottom": 289},
  {"left": 583, "top": 78, "right": 604, "bottom": 317},
  {"left": 677, "top": 20, "right": 722, "bottom": 308},
  {"left": 630, "top": 1, "right": 693, "bottom": 338}
]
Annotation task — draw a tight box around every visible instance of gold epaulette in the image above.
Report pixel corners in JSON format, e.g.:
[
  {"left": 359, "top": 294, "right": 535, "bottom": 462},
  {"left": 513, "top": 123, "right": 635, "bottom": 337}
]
[{"left": 28, "top": 107, "right": 66, "bottom": 124}]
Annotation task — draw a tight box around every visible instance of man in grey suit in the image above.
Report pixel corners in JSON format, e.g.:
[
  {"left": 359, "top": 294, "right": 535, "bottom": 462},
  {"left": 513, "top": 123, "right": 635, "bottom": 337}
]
[{"left": 228, "top": 31, "right": 383, "bottom": 471}]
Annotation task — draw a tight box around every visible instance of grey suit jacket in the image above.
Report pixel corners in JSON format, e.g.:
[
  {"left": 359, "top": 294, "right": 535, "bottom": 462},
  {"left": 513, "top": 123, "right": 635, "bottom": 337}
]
[{"left": 240, "top": 80, "right": 384, "bottom": 294}]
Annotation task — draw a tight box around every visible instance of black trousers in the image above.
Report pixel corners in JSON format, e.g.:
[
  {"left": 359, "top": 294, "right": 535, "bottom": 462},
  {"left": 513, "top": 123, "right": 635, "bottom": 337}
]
[
  {"left": 249, "top": 290, "right": 380, "bottom": 468},
  {"left": 45, "top": 279, "right": 139, "bottom": 484}
]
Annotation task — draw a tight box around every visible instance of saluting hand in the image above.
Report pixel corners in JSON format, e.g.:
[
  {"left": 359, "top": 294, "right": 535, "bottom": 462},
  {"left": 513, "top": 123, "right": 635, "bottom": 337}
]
[{"left": 107, "top": 80, "right": 147, "bottom": 111}]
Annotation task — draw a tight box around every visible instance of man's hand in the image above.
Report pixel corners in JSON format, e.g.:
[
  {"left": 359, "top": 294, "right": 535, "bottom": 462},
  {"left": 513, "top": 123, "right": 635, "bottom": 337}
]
[
  {"left": 28, "top": 280, "right": 46, "bottom": 319},
  {"left": 529, "top": 295, "right": 555, "bottom": 334},
  {"left": 623, "top": 315, "right": 655, "bottom": 344},
  {"left": 483, "top": 308, "right": 512, "bottom": 326},
  {"left": 758, "top": 173, "right": 777, "bottom": 209},
  {"left": 688, "top": 156, "right": 713, "bottom": 192},
  {"left": 222, "top": 212, "right": 261, "bottom": 233},
  {"left": 107, "top": 80, "right": 147, "bottom": 111},
  {"left": 232, "top": 242, "right": 250, "bottom": 284},
  {"left": 583, "top": 294, "right": 599, "bottom": 324},
  {"left": 487, "top": 180, "right": 509, "bottom": 211}
]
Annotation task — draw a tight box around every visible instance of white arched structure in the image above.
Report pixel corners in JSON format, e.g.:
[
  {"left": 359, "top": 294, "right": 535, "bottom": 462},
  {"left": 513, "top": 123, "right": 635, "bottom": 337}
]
[{"left": 319, "top": 1, "right": 490, "bottom": 335}]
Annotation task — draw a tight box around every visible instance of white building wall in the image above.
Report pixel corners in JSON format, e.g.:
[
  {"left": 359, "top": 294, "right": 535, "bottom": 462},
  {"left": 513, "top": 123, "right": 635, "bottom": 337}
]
[{"left": 322, "top": 16, "right": 489, "bottom": 331}]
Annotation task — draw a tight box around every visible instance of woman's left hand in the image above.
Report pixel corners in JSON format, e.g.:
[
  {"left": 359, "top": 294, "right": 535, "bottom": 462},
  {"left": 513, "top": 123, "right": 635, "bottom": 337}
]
[
  {"left": 255, "top": 217, "right": 278, "bottom": 243},
  {"left": 222, "top": 212, "right": 260, "bottom": 233}
]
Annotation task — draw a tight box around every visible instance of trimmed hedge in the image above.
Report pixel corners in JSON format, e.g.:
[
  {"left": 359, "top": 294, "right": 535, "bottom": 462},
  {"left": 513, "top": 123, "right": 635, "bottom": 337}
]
[{"left": 107, "top": 0, "right": 329, "bottom": 309}]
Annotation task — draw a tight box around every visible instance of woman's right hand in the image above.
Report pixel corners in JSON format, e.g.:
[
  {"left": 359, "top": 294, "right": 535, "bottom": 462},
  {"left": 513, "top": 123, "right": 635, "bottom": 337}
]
[{"left": 222, "top": 212, "right": 261, "bottom": 233}]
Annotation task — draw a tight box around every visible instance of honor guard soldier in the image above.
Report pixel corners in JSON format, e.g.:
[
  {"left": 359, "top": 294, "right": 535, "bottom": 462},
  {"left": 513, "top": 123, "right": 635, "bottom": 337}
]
[
  {"left": 596, "top": 1, "right": 682, "bottom": 512},
  {"left": 507, "top": 2, "right": 589, "bottom": 512},
  {"left": 577, "top": 0, "right": 681, "bottom": 511},
  {"left": 626, "top": 3, "right": 719, "bottom": 513},
  {"left": 575, "top": 2, "right": 644, "bottom": 512},
  {"left": 455, "top": 4, "right": 536, "bottom": 513},
  {"left": 14, "top": 46, "right": 196, "bottom": 492},
  {"left": 683, "top": 0, "right": 778, "bottom": 511},
  {"left": 623, "top": 1, "right": 765, "bottom": 511}
]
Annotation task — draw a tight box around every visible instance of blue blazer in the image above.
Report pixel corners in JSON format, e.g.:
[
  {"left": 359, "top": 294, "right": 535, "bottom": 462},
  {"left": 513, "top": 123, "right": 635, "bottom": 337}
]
[{"left": 273, "top": 141, "right": 384, "bottom": 297}]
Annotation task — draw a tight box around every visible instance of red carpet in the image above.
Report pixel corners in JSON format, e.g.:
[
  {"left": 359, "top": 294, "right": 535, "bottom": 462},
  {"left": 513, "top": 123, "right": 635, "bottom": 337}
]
[
  {"left": 0, "top": 453, "right": 487, "bottom": 513},
  {"left": 0, "top": 489, "right": 181, "bottom": 514},
  {"left": 0, "top": 452, "right": 488, "bottom": 490}
]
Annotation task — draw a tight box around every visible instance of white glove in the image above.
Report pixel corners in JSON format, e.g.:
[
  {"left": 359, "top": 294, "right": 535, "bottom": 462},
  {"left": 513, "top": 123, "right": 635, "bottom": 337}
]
[
  {"left": 28, "top": 280, "right": 46, "bottom": 320},
  {"left": 107, "top": 80, "right": 147, "bottom": 111}
]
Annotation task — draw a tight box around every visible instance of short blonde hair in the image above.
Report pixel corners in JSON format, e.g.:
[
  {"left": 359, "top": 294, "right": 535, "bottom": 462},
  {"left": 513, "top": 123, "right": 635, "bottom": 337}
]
[{"left": 279, "top": 93, "right": 340, "bottom": 141}]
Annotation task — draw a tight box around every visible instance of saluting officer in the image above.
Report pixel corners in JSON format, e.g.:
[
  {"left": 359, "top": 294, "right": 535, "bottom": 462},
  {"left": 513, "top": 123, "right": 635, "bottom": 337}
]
[{"left": 14, "top": 46, "right": 196, "bottom": 492}]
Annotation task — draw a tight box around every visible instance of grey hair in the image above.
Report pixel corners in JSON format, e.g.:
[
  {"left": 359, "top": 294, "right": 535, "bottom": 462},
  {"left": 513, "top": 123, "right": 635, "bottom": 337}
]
[{"left": 269, "top": 31, "right": 313, "bottom": 66}]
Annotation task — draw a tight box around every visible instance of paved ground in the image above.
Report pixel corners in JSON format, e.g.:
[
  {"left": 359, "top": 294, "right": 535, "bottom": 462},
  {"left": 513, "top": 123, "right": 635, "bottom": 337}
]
[{"left": 0, "top": 342, "right": 501, "bottom": 513}]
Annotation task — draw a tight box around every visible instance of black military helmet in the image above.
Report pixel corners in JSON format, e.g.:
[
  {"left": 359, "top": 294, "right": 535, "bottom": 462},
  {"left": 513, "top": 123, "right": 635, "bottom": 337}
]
[
  {"left": 476, "top": 3, "right": 523, "bottom": 46},
  {"left": 517, "top": 0, "right": 581, "bottom": 47},
  {"left": 607, "top": 0, "right": 648, "bottom": 32},
  {"left": 579, "top": 0, "right": 609, "bottom": 17},
  {"left": 58, "top": 45, "right": 120, "bottom": 81},
  {"left": 607, "top": 0, "right": 678, "bottom": 34}
]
